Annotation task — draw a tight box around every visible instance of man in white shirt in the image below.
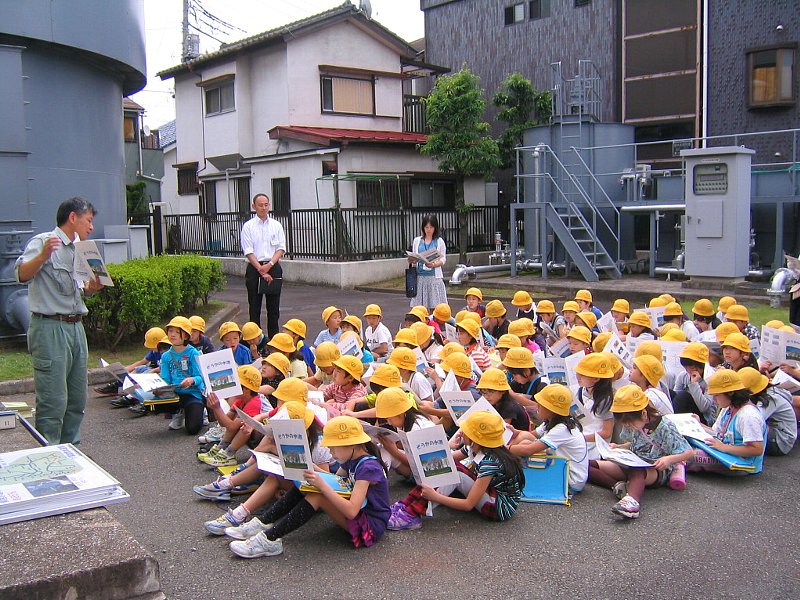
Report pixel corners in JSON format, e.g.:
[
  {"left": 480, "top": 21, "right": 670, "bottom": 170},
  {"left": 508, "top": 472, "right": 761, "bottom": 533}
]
[{"left": 240, "top": 194, "right": 286, "bottom": 338}]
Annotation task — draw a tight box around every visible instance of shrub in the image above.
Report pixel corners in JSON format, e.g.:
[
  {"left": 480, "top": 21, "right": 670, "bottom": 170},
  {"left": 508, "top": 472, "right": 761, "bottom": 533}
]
[{"left": 84, "top": 255, "right": 225, "bottom": 348}]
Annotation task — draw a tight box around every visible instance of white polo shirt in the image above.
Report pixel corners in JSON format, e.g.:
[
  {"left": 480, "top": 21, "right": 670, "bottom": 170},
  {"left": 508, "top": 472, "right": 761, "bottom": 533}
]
[{"left": 240, "top": 214, "right": 286, "bottom": 262}]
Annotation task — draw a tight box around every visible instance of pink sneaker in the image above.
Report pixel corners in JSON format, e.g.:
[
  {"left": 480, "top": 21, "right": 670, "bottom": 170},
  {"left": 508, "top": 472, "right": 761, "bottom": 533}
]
[{"left": 669, "top": 462, "right": 686, "bottom": 490}]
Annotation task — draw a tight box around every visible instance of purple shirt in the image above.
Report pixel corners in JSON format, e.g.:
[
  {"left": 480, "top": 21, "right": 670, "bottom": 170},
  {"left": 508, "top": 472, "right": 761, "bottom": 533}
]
[{"left": 344, "top": 455, "right": 390, "bottom": 537}]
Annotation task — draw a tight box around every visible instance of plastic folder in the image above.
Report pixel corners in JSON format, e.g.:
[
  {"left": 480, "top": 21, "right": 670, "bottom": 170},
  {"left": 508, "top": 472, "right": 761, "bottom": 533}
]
[{"left": 521, "top": 455, "right": 571, "bottom": 505}]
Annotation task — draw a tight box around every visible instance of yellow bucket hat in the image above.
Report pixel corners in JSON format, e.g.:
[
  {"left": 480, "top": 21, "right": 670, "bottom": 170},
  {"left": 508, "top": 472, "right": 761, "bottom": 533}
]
[
  {"left": 237, "top": 365, "right": 262, "bottom": 393},
  {"left": 188, "top": 315, "right": 206, "bottom": 332},
  {"left": 717, "top": 296, "right": 737, "bottom": 313},
  {"left": 721, "top": 332, "right": 751, "bottom": 354},
  {"left": 575, "top": 289, "right": 593, "bottom": 303},
  {"left": 375, "top": 387, "right": 414, "bottom": 418},
  {"left": 333, "top": 355, "right": 364, "bottom": 381},
  {"left": 283, "top": 400, "right": 315, "bottom": 428},
  {"left": 363, "top": 304, "right": 382, "bottom": 318},
  {"left": 433, "top": 303, "right": 452, "bottom": 322},
  {"left": 219, "top": 321, "right": 242, "bottom": 339},
  {"left": 512, "top": 290, "right": 533, "bottom": 307},
  {"left": 692, "top": 299, "right": 715, "bottom": 318},
  {"left": 321, "top": 306, "right": 342, "bottom": 325},
  {"left": 485, "top": 299, "right": 507, "bottom": 318},
  {"left": 611, "top": 384, "right": 650, "bottom": 413},
  {"left": 725, "top": 304, "right": 749, "bottom": 322},
  {"left": 267, "top": 332, "right": 296, "bottom": 354},
  {"left": 635, "top": 341, "right": 663, "bottom": 360},
  {"left": 441, "top": 352, "right": 473, "bottom": 379},
  {"left": 679, "top": 342, "right": 709, "bottom": 364},
  {"left": 282, "top": 318, "right": 307, "bottom": 338},
  {"left": 633, "top": 355, "right": 665, "bottom": 388},
  {"left": 575, "top": 352, "right": 616, "bottom": 379},
  {"left": 272, "top": 377, "right": 309, "bottom": 404},
  {"left": 464, "top": 287, "right": 483, "bottom": 301},
  {"left": 314, "top": 341, "right": 341, "bottom": 367},
  {"left": 567, "top": 326, "right": 592, "bottom": 346},
  {"left": 387, "top": 347, "right": 418, "bottom": 372},
  {"left": 167, "top": 316, "right": 192, "bottom": 335},
  {"left": 456, "top": 318, "right": 481, "bottom": 341},
  {"left": 144, "top": 327, "right": 167, "bottom": 349},
  {"left": 562, "top": 300, "right": 580, "bottom": 313},
  {"left": 611, "top": 299, "right": 630, "bottom": 314},
  {"left": 737, "top": 366, "right": 769, "bottom": 395},
  {"left": 707, "top": 369, "right": 745, "bottom": 394},
  {"left": 536, "top": 300, "right": 555, "bottom": 314},
  {"left": 496, "top": 334, "right": 522, "bottom": 350},
  {"left": 534, "top": 384, "right": 573, "bottom": 417},
  {"left": 241, "top": 322, "right": 263, "bottom": 342},
  {"left": 502, "top": 347, "right": 535, "bottom": 369},
  {"left": 264, "top": 352, "right": 291, "bottom": 376},
  {"left": 321, "top": 416, "right": 371, "bottom": 447},
  {"left": 369, "top": 363, "right": 402, "bottom": 388},
  {"left": 460, "top": 410, "right": 505, "bottom": 448},
  {"left": 576, "top": 311, "right": 597, "bottom": 330},
  {"left": 476, "top": 368, "right": 511, "bottom": 391},
  {"left": 628, "top": 312, "right": 652, "bottom": 328},
  {"left": 393, "top": 328, "right": 420, "bottom": 348}
]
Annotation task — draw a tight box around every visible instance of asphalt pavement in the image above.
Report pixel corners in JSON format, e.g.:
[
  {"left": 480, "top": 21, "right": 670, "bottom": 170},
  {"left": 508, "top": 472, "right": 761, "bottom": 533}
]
[{"left": 9, "top": 278, "right": 800, "bottom": 599}]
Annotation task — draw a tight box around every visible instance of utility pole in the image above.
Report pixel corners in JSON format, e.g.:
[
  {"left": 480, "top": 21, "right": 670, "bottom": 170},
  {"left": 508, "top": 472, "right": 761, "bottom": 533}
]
[{"left": 181, "top": 0, "right": 190, "bottom": 62}]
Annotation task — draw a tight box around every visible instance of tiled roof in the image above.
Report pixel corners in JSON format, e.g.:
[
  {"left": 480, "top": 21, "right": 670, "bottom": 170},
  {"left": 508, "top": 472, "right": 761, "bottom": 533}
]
[
  {"left": 123, "top": 97, "right": 145, "bottom": 112},
  {"left": 157, "top": 119, "right": 177, "bottom": 148},
  {"left": 268, "top": 125, "right": 427, "bottom": 145}
]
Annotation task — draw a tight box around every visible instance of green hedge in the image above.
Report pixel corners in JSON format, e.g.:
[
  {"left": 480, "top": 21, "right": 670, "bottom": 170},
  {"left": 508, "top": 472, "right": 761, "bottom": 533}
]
[{"left": 84, "top": 255, "right": 225, "bottom": 348}]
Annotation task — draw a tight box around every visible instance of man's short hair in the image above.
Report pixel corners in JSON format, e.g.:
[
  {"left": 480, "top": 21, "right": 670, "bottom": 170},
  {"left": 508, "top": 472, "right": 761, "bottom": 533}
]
[
  {"left": 252, "top": 193, "right": 270, "bottom": 204},
  {"left": 56, "top": 197, "right": 97, "bottom": 226}
]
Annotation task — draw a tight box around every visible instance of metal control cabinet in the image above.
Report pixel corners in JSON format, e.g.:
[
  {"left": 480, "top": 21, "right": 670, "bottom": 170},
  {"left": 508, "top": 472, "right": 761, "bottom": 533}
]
[{"left": 680, "top": 146, "right": 755, "bottom": 279}]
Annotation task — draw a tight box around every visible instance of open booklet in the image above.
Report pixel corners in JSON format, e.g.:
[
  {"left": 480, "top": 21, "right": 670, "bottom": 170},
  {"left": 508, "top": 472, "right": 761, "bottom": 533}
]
[
  {"left": 771, "top": 368, "right": 800, "bottom": 393},
  {"left": 760, "top": 325, "right": 800, "bottom": 367},
  {"left": 359, "top": 420, "right": 401, "bottom": 444},
  {"left": 73, "top": 240, "right": 114, "bottom": 286},
  {"left": 663, "top": 413, "right": 711, "bottom": 442},
  {"left": 594, "top": 434, "right": 653, "bottom": 468},
  {"left": 122, "top": 371, "right": 175, "bottom": 395},
  {"left": 398, "top": 424, "right": 460, "bottom": 488},
  {"left": 99, "top": 358, "right": 128, "bottom": 382},
  {"left": 270, "top": 418, "right": 315, "bottom": 481},
  {"left": 450, "top": 397, "right": 514, "bottom": 446},
  {"left": 235, "top": 407, "right": 271, "bottom": 437},
  {"left": 440, "top": 390, "right": 475, "bottom": 425},
  {"left": 406, "top": 247, "right": 443, "bottom": 264},
  {"left": 198, "top": 348, "right": 243, "bottom": 400}
]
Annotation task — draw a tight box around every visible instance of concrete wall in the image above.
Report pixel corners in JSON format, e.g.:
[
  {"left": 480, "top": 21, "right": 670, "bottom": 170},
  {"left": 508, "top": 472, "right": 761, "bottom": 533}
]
[{"left": 174, "top": 74, "right": 205, "bottom": 167}]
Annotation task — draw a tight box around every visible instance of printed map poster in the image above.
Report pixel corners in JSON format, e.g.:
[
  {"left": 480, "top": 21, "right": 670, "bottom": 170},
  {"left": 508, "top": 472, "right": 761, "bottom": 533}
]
[
  {"left": 198, "top": 348, "right": 242, "bottom": 400},
  {"left": 400, "top": 425, "right": 460, "bottom": 488},
  {"left": 74, "top": 240, "right": 114, "bottom": 286},
  {"left": 271, "top": 418, "right": 314, "bottom": 481}
]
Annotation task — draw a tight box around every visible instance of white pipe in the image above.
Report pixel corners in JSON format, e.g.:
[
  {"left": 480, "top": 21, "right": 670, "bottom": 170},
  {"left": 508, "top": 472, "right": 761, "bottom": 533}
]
[
  {"left": 768, "top": 268, "right": 797, "bottom": 295},
  {"left": 701, "top": 0, "right": 708, "bottom": 147},
  {"left": 449, "top": 261, "right": 566, "bottom": 285}
]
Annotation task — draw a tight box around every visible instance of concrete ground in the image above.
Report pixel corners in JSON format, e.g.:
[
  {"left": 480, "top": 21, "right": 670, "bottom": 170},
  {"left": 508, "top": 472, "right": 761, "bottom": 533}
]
[{"left": 4, "top": 278, "right": 800, "bottom": 599}]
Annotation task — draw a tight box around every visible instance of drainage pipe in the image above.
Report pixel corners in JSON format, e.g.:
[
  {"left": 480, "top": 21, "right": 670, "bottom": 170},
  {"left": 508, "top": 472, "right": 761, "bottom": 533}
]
[
  {"left": 767, "top": 268, "right": 798, "bottom": 307},
  {"left": 449, "top": 261, "right": 566, "bottom": 285},
  {"left": 653, "top": 266, "right": 774, "bottom": 280}
]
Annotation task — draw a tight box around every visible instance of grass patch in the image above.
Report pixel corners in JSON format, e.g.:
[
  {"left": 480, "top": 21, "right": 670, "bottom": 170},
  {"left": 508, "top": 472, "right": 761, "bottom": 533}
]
[{"left": 0, "top": 300, "right": 226, "bottom": 382}]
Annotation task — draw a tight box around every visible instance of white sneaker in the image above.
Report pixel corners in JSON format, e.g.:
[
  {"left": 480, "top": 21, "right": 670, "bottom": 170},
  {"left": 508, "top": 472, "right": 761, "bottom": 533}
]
[
  {"left": 202, "top": 411, "right": 209, "bottom": 426},
  {"left": 225, "top": 517, "right": 271, "bottom": 540},
  {"left": 168, "top": 411, "right": 185, "bottom": 430},
  {"left": 229, "top": 532, "right": 283, "bottom": 558},
  {"left": 198, "top": 424, "right": 225, "bottom": 444}
]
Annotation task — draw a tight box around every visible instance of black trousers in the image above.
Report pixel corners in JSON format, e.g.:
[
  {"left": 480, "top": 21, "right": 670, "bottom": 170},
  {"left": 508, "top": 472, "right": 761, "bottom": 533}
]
[{"left": 245, "top": 262, "right": 282, "bottom": 338}]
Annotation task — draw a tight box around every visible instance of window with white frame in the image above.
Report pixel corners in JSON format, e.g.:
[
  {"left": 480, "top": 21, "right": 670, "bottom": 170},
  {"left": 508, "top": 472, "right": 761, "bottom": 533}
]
[{"left": 205, "top": 81, "right": 235, "bottom": 116}]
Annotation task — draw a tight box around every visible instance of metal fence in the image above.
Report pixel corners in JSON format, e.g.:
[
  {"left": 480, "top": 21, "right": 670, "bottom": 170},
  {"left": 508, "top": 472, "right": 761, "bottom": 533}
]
[{"left": 161, "top": 206, "right": 500, "bottom": 261}]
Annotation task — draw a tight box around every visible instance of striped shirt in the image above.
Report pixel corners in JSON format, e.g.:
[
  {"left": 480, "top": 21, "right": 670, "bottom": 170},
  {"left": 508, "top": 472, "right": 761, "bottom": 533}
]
[{"left": 475, "top": 453, "right": 522, "bottom": 521}]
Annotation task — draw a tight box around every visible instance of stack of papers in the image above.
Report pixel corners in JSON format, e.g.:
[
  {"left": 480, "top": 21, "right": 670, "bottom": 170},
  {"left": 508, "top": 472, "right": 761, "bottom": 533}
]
[{"left": 0, "top": 444, "right": 129, "bottom": 525}]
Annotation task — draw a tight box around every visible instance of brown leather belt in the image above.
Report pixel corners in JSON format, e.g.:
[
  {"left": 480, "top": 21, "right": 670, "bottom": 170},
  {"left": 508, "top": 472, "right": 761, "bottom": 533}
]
[{"left": 33, "top": 313, "right": 83, "bottom": 323}]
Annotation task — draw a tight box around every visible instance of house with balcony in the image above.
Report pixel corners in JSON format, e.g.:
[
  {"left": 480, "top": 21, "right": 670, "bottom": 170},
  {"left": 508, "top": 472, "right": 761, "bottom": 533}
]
[{"left": 157, "top": 2, "right": 500, "bottom": 260}]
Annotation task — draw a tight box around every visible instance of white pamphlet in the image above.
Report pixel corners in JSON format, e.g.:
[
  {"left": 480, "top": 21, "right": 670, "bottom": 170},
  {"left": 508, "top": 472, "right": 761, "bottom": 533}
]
[
  {"left": 594, "top": 434, "right": 653, "bottom": 468},
  {"left": 73, "top": 240, "right": 114, "bottom": 286},
  {"left": 198, "top": 348, "right": 242, "bottom": 400},
  {"left": 235, "top": 407, "right": 271, "bottom": 437},
  {"left": 440, "top": 390, "right": 476, "bottom": 425},
  {"left": 564, "top": 351, "right": 584, "bottom": 389},
  {"left": 663, "top": 413, "right": 711, "bottom": 442},
  {"left": 399, "top": 424, "right": 460, "bottom": 488},
  {"left": 444, "top": 322, "right": 459, "bottom": 343},
  {"left": 603, "top": 333, "right": 633, "bottom": 370},
  {"left": 249, "top": 450, "right": 284, "bottom": 477},
  {"left": 271, "top": 418, "right": 315, "bottom": 481},
  {"left": 549, "top": 337, "right": 571, "bottom": 359}
]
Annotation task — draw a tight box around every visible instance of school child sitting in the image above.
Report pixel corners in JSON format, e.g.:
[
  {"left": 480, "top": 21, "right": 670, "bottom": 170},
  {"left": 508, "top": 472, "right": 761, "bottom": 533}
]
[
  {"left": 363, "top": 304, "right": 393, "bottom": 359},
  {"left": 724, "top": 304, "right": 760, "bottom": 341},
  {"left": 188, "top": 316, "right": 215, "bottom": 354},
  {"left": 627, "top": 312, "right": 656, "bottom": 340},
  {"left": 404, "top": 305, "right": 429, "bottom": 328},
  {"left": 502, "top": 347, "right": 546, "bottom": 411},
  {"left": 463, "top": 287, "right": 486, "bottom": 318},
  {"left": 218, "top": 322, "right": 252, "bottom": 366},
  {"left": 573, "top": 352, "right": 616, "bottom": 460},
  {"left": 535, "top": 300, "right": 566, "bottom": 347},
  {"left": 198, "top": 366, "right": 265, "bottom": 467},
  {"left": 575, "top": 289, "right": 603, "bottom": 321},
  {"left": 721, "top": 332, "right": 759, "bottom": 371},
  {"left": 257, "top": 352, "right": 290, "bottom": 408},
  {"left": 387, "top": 347, "right": 434, "bottom": 404},
  {"left": 161, "top": 316, "right": 206, "bottom": 433},
  {"left": 429, "top": 342, "right": 483, "bottom": 387},
  {"left": 508, "top": 384, "right": 588, "bottom": 494},
  {"left": 511, "top": 290, "right": 536, "bottom": 321},
  {"left": 671, "top": 342, "right": 717, "bottom": 424},
  {"left": 610, "top": 299, "right": 630, "bottom": 339},
  {"left": 716, "top": 296, "right": 736, "bottom": 324},
  {"left": 282, "top": 318, "right": 315, "bottom": 373},
  {"left": 267, "top": 333, "right": 309, "bottom": 378},
  {"left": 687, "top": 369, "right": 767, "bottom": 475},
  {"left": 411, "top": 321, "right": 443, "bottom": 363},
  {"left": 228, "top": 416, "right": 390, "bottom": 557},
  {"left": 304, "top": 341, "right": 341, "bottom": 390},
  {"left": 242, "top": 322, "right": 269, "bottom": 359},
  {"left": 738, "top": 367, "right": 797, "bottom": 456},
  {"left": 649, "top": 296, "right": 668, "bottom": 308},
  {"left": 342, "top": 330, "right": 374, "bottom": 366},
  {"left": 316, "top": 355, "right": 366, "bottom": 415},
  {"left": 567, "top": 326, "right": 593, "bottom": 356},
  {"left": 484, "top": 300, "right": 510, "bottom": 340},
  {"left": 374, "top": 387, "right": 434, "bottom": 476},
  {"left": 314, "top": 306, "right": 343, "bottom": 346},
  {"left": 475, "top": 368, "right": 530, "bottom": 431},
  {"left": 462, "top": 310, "right": 496, "bottom": 349},
  {"left": 201, "top": 402, "right": 332, "bottom": 534},
  {"left": 101, "top": 327, "right": 168, "bottom": 400},
  {"left": 690, "top": 300, "right": 716, "bottom": 341},
  {"left": 495, "top": 333, "right": 521, "bottom": 364},
  {"left": 429, "top": 303, "right": 454, "bottom": 339},
  {"left": 344, "top": 363, "right": 412, "bottom": 420},
  {"left": 341, "top": 314, "right": 363, "bottom": 338},
  {"left": 561, "top": 300, "right": 580, "bottom": 331},
  {"left": 387, "top": 410, "right": 524, "bottom": 530},
  {"left": 508, "top": 318, "right": 540, "bottom": 353},
  {"left": 392, "top": 327, "right": 420, "bottom": 350},
  {"left": 456, "top": 318, "right": 492, "bottom": 371},
  {"left": 630, "top": 355, "right": 673, "bottom": 415},
  {"left": 425, "top": 352, "right": 482, "bottom": 428},
  {"left": 590, "top": 385, "right": 693, "bottom": 520}
]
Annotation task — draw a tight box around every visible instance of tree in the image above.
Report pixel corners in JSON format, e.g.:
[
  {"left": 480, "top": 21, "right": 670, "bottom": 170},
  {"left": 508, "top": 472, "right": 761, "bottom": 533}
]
[
  {"left": 420, "top": 67, "right": 500, "bottom": 260},
  {"left": 493, "top": 73, "right": 552, "bottom": 171}
]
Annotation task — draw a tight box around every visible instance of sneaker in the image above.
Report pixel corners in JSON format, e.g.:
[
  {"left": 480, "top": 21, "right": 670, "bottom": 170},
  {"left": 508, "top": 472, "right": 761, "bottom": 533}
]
[
  {"left": 110, "top": 396, "right": 137, "bottom": 408},
  {"left": 95, "top": 381, "right": 121, "bottom": 396},
  {"left": 612, "top": 480, "right": 628, "bottom": 500},
  {"left": 202, "top": 411, "right": 209, "bottom": 426},
  {"left": 231, "top": 481, "right": 261, "bottom": 495},
  {"left": 611, "top": 495, "right": 640, "bottom": 519},
  {"left": 168, "top": 412, "right": 185, "bottom": 430},
  {"left": 204, "top": 509, "right": 241, "bottom": 535},
  {"left": 128, "top": 404, "right": 147, "bottom": 417},
  {"left": 197, "top": 446, "right": 222, "bottom": 464},
  {"left": 206, "top": 451, "right": 238, "bottom": 468},
  {"left": 224, "top": 517, "right": 271, "bottom": 540},
  {"left": 387, "top": 504, "right": 422, "bottom": 531},
  {"left": 198, "top": 424, "right": 225, "bottom": 444},
  {"left": 229, "top": 532, "right": 283, "bottom": 558},
  {"left": 193, "top": 480, "right": 232, "bottom": 502}
]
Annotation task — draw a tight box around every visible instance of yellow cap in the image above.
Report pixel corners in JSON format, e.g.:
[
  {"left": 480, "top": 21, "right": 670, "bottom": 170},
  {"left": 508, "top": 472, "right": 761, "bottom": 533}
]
[
  {"left": 567, "top": 326, "right": 592, "bottom": 346},
  {"left": 501, "top": 346, "right": 534, "bottom": 369},
  {"left": 725, "top": 304, "right": 749, "bottom": 322},
  {"left": 462, "top": 311, "right": 481, "bottom": 324},
  {"left": 633, "top": 355, "right": 665, "bottom": 388},
  {"left": 660, "top": 322, "right": 679, "bottom": 334},
  {"left": 512, "top": 290, "right": 533, "bottom": 307},
  {"left": 433, "top": 303, "right": 452, "bottom": 322},
  {"left": 410, "top": 321, "right": 434, "bottom": 346},
  {"left": 738, "top": 366, "right": 769, "bottom": 395},
  {"left": 460, "top": 410, "right": 505, "bottom": 448},
  {"left": 219, "top": 321, "right": 242, "bottom": 339},
  {"left": 237, "top": 365, "right": 262, "bottom": 393},
  {"left": 485, "top": 299, "right": 507, "bottom": 318},
  {"left": 369, "top": 363, "right": 402, "bottom": 388},
  {"left": 648, "top": 297, "right": 668, "bottom": 308},
  {"left": 282, "top": 318, "right": 306, "bottom": 339},
  {"left": 272, "top": 377, "right": 308, "bottom": 404},
  {"left": 562, "top": 300, "right": 580, "bottom": 313},
  {"left": 611, "top": 384, "right": 650, "bottom": 413},
  {"left": 144, "top": 327, "right": 167, "bottom": 349},
  {"left": 167, "top": 316, "right": 192, "bottom": 335},
  {"left": 158, "top": 336, "right": 170, "bottom": 346},
  {"left": 707, "top": 369, "right": 745, "bottom": 394},
  {"left": 283, "top": 400, "right": 315, "bottom": 428},
  {"left": 575, "top": 352, "right": 616, "bottom": 379},
  {"left": 679, "top": 342, "right": 709, "bottom": 364},
  {"left": 592, "top": 332, "right": 612, "bottom": 353},
  {"left": 496, "top": 334, "right": 522, "bottom": 350},
  {"left": 188, "top": 315, "right": 206, "bottom": 333},
  {"left": 721, "top": 332, "right": 751, "bottom": 354},
  {"left": 537, "top": 300, "right": 555, "bottom": 314},
  {"left": 477, "top": 367, "right": 511, "bottom": 391},
  {"left": 456, "top": 318, "right": 481, "bottom": 341},
  {"left": 576, "top": 311, "right": 597, "bottom": 330},
  {"left": 363, "top": 304, "right": 382, "bottom": 318},
  {"left": 441, "top": 352, "right": 472, "bottom": 379},
  {"left": 661, "top": 328, "right": 686, "bottom": 342},
  {"left": 464, "top": 287, "right": 483, "bottom": 301},
  {"left": 508, "top": 317, "right": 535, "bottom": 337},
  {"left": 663, "top": 302, "right": 684, "bottom": 318},
  {"left": 406, "top": 306, "right": 429, "bottom": 322},
  {"left": 575, "top": 289, "right": 593, "bottom": 303},
  {"left": 267, "top": 333, "right": 296, "bottom": 354},
  {"left": 393, "top": 328, "right": 420, "bottom": 348},
  {"left": 333, "top": 355, "right": 364, "bottom": 381},
  {"left": 241, "top": 322, "right": 263, "bottom": 342},
  {"left": 780, "top": 325, "right": 796, "bottom": 333},
  {"left": 387, "top": 347, "right": 418, "bottom": 372},
  {"left": 321, "top": 416, "right": 371, "bottom": 447},
  {"left": 611, "top": 299, "right": 630, "bottom": 314},
  {"left": 343, "top": 315, "right": 362, "bottom": 332},
  {"left": 692, "top": 299, "right": 715, "bottom": 318},
  {"left": 660, "top": 294, "right": 676, "bottom": 303},
  {"left": 454, "top": 309, "right": 469, "bottom": 323},
  {"left": 628, "top": 312, "right": 652, "bottom": 328},
  {"left": 441, "top": 342, "right": 467, "bottom": 360},
  {"left": 264, "top": 352, "right": 291, "bottom": 376},
  {"left": 375, "top": 387, "right": 414, "bottom": 418},
  {"left": 635, "top": 341, "right": 663, "bottom": 360},
  {"left": 717, "top": 296, "right": 737, "bottom": 312},
  {"left": 764, "top": 319, "right": 785, "bottom": 329},
  {"left": 321, "top": 306, "right": 342, "bottom": 325},
  {"left": 715, "top": 322, "right": 739, "bottom": 344},
  {"left": 314, "top": 341, "right": 341, "bottom": 367},
  {"left": 534, "top": 384, "right": 573, "bottom": 417}
]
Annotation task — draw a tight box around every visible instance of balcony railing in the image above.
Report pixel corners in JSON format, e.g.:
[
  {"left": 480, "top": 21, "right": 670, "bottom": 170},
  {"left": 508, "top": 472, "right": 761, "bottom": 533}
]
[{"left": 403, "top": 95, "right": 428, "bottom": 134}]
